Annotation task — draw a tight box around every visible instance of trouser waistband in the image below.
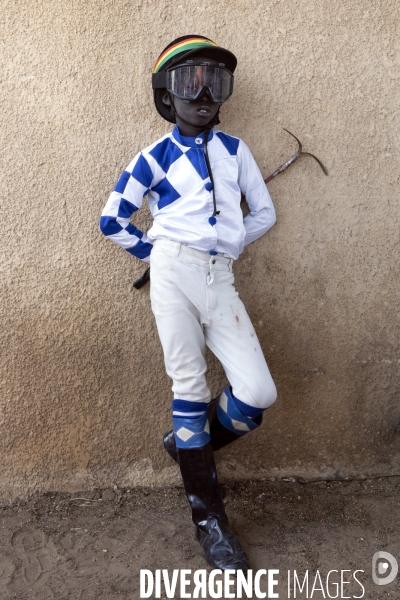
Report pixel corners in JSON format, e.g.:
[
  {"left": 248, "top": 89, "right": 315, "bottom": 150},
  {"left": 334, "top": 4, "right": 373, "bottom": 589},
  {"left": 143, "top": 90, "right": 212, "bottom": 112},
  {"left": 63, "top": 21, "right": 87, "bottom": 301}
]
[{"left": 153, "top": 239, "right": 233, "bottom": 267}]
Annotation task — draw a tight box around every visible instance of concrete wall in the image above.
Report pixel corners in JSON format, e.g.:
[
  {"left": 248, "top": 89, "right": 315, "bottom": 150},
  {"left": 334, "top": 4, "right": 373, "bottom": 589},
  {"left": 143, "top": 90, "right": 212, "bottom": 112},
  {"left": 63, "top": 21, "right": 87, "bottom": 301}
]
[{"left": 1, "top": 0, "right": 399, "bottom": 502}]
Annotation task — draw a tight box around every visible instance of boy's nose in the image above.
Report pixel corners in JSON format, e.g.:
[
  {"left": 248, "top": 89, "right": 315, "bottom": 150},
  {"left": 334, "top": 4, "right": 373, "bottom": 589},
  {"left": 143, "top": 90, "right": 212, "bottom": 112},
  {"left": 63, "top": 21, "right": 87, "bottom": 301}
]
[{"left": 197, "top": 87, "right": 212, "bottom": 102}]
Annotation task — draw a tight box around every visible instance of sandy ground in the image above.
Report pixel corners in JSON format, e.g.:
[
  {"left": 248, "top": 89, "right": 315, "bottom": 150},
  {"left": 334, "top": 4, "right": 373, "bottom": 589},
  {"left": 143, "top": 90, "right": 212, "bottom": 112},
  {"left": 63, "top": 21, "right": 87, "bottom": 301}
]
[{"left": 1, "top": 476, "right": 400, "bottom": 599}]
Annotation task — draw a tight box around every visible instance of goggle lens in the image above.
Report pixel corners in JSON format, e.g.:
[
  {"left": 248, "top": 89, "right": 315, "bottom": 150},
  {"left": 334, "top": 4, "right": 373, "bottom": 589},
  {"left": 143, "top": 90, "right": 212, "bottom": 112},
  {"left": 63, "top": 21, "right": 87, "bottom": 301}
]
[{"left": 166, "top": 64, "right": 233, "bottom": 103}]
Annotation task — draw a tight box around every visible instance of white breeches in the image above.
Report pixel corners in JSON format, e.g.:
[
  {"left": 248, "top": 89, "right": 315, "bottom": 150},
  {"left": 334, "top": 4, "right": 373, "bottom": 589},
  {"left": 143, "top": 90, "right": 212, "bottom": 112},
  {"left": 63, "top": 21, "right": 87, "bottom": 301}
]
[{"left": 150, "top": 239, "right": 277, "bottom": 409}]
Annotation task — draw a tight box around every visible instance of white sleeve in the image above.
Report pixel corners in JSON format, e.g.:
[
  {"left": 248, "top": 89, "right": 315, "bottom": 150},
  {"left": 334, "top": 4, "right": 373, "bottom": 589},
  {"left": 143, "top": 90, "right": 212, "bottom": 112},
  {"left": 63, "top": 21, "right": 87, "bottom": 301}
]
[{"left": 237, "top": 140, "right": 276, "bottom": 246}]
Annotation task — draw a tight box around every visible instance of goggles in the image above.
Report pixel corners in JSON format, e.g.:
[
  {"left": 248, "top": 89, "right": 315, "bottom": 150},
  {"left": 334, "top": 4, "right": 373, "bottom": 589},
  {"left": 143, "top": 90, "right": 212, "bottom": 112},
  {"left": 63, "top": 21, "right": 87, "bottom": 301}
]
[{"left": 153, "top": 62, "right": 234, "bottom": 104}]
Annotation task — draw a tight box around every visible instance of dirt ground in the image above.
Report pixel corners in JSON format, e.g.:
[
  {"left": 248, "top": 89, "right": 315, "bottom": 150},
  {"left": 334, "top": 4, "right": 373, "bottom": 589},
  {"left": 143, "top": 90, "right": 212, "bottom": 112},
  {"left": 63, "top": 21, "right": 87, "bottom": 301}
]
[{"left": 1, "top": 476, "right": 400, "bottom": 600}]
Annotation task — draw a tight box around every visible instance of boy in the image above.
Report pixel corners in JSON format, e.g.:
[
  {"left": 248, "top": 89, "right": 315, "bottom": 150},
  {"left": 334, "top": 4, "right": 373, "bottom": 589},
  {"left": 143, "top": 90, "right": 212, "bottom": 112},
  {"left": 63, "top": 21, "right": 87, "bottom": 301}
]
[{"left": 100, "top": 35, "right": 277, "bottom": 573}]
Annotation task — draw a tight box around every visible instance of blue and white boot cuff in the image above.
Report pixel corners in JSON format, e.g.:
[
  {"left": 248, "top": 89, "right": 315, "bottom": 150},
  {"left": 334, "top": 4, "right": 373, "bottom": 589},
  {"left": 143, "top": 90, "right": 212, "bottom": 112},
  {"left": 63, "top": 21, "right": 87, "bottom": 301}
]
[
  {"left": 216, "top": 386, "right": 263, "bottom": 436},
  {"left": 172, "top": 411, "right": 211, "bottom": 449}
]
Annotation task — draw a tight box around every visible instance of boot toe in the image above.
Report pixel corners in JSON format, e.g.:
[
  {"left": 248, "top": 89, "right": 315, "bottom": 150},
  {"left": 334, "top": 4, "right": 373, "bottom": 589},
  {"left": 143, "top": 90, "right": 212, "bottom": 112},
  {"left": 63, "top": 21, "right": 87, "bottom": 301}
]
[{"left": 196, "top": 519, "right": 250, "bottom": 573}]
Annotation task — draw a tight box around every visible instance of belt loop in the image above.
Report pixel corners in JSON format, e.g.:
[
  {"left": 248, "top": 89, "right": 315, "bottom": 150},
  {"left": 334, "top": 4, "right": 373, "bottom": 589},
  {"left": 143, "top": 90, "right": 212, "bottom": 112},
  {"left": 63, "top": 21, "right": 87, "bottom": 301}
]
[{"left": 170, "top": 240, "right": 180, "bottom": 257}]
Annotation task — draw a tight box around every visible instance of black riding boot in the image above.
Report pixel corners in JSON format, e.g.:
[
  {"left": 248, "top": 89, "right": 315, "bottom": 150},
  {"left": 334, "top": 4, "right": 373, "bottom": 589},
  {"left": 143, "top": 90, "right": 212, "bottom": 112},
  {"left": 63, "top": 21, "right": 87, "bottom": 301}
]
[{"left": 178, "top": 442, "right": 249, "bottom": 572}]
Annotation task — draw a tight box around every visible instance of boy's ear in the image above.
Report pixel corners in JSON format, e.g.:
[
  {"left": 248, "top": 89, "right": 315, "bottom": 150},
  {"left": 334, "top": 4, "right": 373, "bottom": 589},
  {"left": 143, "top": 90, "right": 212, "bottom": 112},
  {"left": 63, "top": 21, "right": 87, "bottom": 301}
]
[
  {"left": 162, "top": 90, "right": 172, "bottom": 106},
  {"left": 154, "top": 88, "right": 176, "bottom": 124}
]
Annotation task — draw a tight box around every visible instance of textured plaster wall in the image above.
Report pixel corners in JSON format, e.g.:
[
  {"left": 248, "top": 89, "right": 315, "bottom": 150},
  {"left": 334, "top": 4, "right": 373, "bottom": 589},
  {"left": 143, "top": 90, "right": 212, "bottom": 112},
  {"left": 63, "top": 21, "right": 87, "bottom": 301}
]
[{"left": 1, "top": 0, "right": 399, "bottom": 502}]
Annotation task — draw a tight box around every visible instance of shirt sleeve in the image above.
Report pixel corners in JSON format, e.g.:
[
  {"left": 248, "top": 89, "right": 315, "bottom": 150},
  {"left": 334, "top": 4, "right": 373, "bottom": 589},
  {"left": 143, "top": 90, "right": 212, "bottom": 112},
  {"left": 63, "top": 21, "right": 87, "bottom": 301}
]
[
  {"left": 237, "top": 140, "right": 276, "bottom": 246},
  {"left": 99, "top": 153, "right": 154, "bottom": 263}
]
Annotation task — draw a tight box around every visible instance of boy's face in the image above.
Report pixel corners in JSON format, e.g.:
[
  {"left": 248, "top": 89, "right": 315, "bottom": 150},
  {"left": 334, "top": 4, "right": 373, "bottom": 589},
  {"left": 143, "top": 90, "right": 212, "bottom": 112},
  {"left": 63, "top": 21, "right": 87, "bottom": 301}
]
[{"left": 161, "top": 57, "right": 220, "bottom": 136}]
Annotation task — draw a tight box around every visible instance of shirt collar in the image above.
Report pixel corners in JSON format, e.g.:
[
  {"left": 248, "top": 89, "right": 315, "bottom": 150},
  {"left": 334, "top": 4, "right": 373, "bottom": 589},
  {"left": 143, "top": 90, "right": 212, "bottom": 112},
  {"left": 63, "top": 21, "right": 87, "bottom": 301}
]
[{"left": 172, "top": 125, "right": 214, "bottom": 148}]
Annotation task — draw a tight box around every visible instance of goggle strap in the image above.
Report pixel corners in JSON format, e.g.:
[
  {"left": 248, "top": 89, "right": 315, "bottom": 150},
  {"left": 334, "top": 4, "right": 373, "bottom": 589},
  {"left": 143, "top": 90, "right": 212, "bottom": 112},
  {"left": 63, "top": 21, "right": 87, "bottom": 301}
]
[{"left": 152, "top": 72, "right": 168, "bottom": 89}]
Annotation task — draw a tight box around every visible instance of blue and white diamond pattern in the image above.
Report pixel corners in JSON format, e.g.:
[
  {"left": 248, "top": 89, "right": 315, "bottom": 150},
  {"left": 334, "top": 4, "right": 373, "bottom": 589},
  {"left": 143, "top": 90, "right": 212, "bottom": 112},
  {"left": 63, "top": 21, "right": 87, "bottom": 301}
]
[
  {"left": 163, "top": 153, "right": 207, "bottom": 200},
  {"left": 100, "top": 125, "right": 275, "bottom": 263},
  {"left": 176, "top": 427, "right": 196, "bottom": 443},
  {"left": 173, "top": 414, "right": 211, "bottom": 449},
  {"left": 176, "top": 419, "right": 210, "bottom": 443},
  {"left": 217, "top": 388, "right": 260, "bottom": 436}
]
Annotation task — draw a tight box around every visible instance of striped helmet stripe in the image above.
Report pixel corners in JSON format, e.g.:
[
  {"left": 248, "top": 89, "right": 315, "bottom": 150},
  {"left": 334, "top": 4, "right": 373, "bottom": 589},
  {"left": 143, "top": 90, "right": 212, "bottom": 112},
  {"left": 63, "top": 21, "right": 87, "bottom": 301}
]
[{"left": 153, "top": 37, "right": 218, "bottom": 73}]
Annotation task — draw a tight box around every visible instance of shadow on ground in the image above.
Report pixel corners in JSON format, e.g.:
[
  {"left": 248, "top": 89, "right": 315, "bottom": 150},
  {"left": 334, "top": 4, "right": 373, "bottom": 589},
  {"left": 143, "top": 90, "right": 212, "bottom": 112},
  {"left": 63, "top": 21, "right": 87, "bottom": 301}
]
[{"left": 1, "top": 477, "right": 400, "bottom": 599}]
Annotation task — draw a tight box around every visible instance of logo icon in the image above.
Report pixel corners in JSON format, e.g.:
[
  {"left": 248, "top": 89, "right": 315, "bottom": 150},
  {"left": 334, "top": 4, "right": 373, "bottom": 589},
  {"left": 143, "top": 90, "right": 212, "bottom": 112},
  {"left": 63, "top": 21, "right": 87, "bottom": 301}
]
[{"left": 372, "top": 551, "right": 398, "bottom": 585}]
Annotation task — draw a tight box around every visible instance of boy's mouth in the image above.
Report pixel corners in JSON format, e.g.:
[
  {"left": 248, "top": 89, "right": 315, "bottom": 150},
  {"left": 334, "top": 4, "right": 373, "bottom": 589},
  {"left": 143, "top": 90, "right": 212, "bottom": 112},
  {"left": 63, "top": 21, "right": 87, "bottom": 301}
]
[{"left": 197, "top": 106, "right": 211, "bottom": 116}]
